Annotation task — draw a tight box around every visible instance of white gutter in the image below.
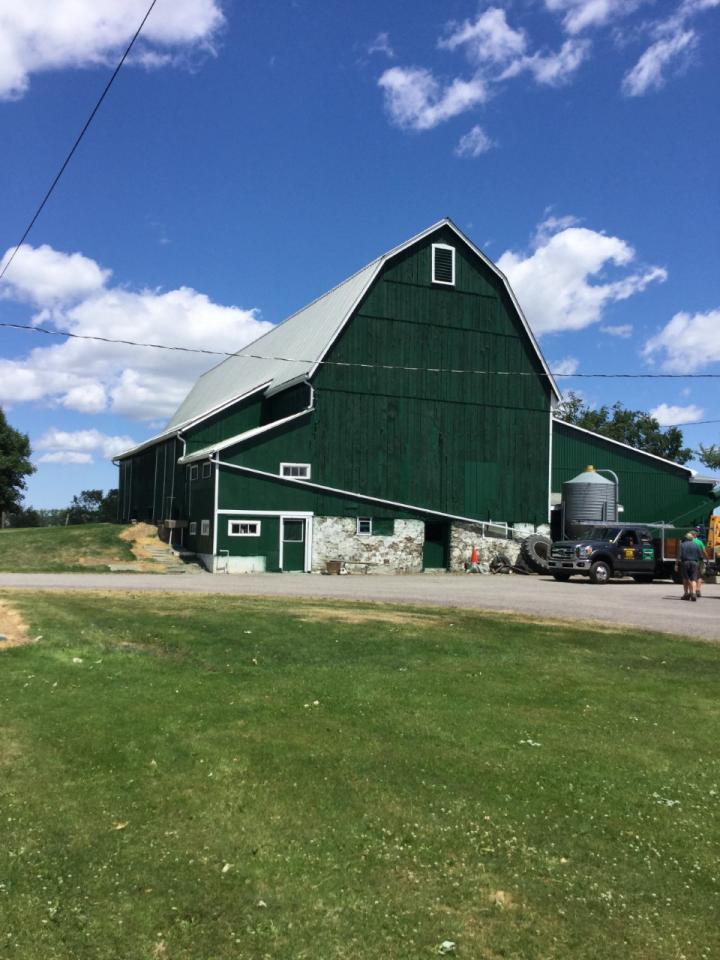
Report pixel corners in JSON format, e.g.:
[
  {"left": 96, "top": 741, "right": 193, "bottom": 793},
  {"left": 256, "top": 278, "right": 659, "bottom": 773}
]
[
  {"left": 213, "top": 457, "right": 506, "bottom": 529},
  {"left": 180, "top": 384, "right": 315, "bottom": 465}
]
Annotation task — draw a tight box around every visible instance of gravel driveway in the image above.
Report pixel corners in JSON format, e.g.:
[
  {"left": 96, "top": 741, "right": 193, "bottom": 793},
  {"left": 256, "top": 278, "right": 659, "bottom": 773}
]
[{"left": 1, "top": 571, "right": 718, "bottom": 641}]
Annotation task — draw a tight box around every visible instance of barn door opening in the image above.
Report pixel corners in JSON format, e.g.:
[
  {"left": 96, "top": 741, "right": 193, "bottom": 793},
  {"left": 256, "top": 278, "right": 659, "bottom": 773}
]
[
  {"left": 423, "top": 521, "right": 449, "bottom": 570},
  {"left": 281, "top": 518, "right": 306, "bottom": 571}
]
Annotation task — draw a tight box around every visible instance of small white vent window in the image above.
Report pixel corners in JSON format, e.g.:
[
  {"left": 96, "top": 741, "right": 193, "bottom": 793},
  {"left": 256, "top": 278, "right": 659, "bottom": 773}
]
[
  {"left": 189, "top": 465, "right": 199, "bottom": 481},
  {"left": 281, "top": 463, "right": 311, "bottom": 479},
  {"left": 228, "top": 520, "right": 261, "bottom": 537},
  {"left": 432, "top": 243, "right": 455, "bottom": 286},
  {"left": 189, "top": 521, "right": 197, "bottom": 535},
  {"left": 357, "top": 517, "right": 372, "bottom": 536},
  {"left": 200, "top": 519, "right": 210, "bottom": 536},
  {"left": 202, "top": 461, "right": 212, "bottom": 479}
]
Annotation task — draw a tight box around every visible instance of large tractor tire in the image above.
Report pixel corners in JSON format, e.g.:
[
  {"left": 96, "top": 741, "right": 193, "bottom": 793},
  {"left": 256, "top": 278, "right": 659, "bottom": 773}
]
[{"left": 520, "top": 534, "right": 551, "bottom": 574}]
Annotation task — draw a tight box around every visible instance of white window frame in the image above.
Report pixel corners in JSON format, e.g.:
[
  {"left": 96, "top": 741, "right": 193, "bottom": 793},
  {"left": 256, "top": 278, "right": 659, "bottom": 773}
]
[
  {"left": 431, "top": 243, "right": 455, "bottom": 286},
  {"left": 189, "top": 521, "right": 197, "bottom": 535},
  {"left": 357, "top": 517, "right": 372, "bottom": 536},
  {"left": 202, "top": 461, "right": 212, "bottom": 479},
  {"left": 280, "top": 462, "right": 311, "bottom": 479},
  {"left": 228, "top": 520, "right": 262, "bottom": 537},
  {"left": 200, "top": 519, "right": 210, "bottom": 536},
  {"left": 189, "top": 464, "right": 199, "bottom": 481}
]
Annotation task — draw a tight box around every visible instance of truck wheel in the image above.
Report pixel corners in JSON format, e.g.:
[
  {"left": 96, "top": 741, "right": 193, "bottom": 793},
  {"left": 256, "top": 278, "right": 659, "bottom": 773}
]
[
  {"left": 552, "top": 573, "right": 571, "bottom": 582},
  {"left": 520, "top": 535, "right": 551, "bottom": 574},
  {"left": 632, "top": 574, "right": 654, "bottom": 583},
  {"left": 589, "top": 560, "right": 611, "bottom": 584}
]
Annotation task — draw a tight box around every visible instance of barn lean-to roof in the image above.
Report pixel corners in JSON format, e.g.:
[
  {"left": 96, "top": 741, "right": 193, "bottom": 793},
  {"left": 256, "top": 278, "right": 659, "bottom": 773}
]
[{"left": 117, "top": 219, "right": 559, "bottom": 460}]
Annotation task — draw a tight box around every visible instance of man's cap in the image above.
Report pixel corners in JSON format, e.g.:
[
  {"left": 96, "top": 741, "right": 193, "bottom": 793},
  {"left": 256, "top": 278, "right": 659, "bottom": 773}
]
[{"left": 685, "top": 531, "right": 695, "bottom": 539}]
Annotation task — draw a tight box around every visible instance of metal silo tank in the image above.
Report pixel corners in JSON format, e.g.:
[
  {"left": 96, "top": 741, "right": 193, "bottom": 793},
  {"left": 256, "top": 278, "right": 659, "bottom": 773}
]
[{"left": 562, "top": 465, "right": 618, "bottom": 536}]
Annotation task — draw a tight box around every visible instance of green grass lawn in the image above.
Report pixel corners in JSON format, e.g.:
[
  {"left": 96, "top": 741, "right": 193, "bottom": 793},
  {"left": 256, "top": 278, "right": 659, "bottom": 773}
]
[
  {"left": 1, "top": 592, "right": 718, "bottom": 960},
  {"left": 0, "top": 524, "right": 134, "bottom": 572}
]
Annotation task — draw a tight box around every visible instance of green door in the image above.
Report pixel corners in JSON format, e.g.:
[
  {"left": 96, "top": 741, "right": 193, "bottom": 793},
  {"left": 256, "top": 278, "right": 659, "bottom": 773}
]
[
  {"left": 423, "top": 521, "right": 448, "bottom": 569},
  {"left": 282, "top": 518, "right": 306, "bottom": 571}
]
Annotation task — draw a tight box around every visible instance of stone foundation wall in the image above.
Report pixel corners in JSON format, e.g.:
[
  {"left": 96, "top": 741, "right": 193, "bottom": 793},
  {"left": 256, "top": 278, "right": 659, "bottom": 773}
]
[
  {"left": 312, "top": 517, "right": 424, "bottom": 574},
  {"left": 449, "top": 522, "right": 522, "bottom": 571}
]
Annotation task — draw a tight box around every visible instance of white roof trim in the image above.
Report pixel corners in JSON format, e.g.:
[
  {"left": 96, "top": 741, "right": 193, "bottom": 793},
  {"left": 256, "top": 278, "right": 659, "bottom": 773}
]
[
  {"left": 552, "top": 417, "right": 693, "bottom": 474},
  {"left": 116, "top": 381, "right": 272, "bottom": 460},
  {"left": 179, "top": 408, "right": 311, "bottom": 464},
  {"left": 309, "top": 217, "right": 560, "bottom": 400}
]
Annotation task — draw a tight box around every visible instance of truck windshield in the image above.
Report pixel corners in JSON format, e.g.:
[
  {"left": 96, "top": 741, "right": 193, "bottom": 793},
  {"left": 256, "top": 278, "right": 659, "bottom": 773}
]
[{"left": 581, "top": 527, "right": 620, "bottom": 541}]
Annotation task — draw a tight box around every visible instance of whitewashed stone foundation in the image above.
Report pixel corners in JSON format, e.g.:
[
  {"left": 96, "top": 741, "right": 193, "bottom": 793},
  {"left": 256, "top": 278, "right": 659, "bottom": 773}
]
[
  {"left": 312, "top": 517, "right": 424, "bottom": 574},
  {"left": 449, "top": 522, "right": 522, "bottom": 571}
]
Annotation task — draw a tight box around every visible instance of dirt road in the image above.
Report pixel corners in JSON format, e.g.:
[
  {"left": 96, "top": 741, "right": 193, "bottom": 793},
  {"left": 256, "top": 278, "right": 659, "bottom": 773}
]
[{"left": 1, "top": 571, "right": 718, "bottom": 641}]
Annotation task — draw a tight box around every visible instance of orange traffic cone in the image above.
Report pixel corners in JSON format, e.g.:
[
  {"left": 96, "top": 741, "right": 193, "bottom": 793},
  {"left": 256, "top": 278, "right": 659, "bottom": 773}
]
[{"left": 470, "top": 545, "right": 479, "bottom": 565}]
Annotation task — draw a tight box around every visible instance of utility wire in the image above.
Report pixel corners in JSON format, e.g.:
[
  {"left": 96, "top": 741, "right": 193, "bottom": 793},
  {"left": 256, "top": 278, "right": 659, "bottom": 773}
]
[
  {"left": 0, "top": 0, "right": 160, "bottom": 285},
  {"left": 2, "top": 318, "right": 720, "bottom": 379}
]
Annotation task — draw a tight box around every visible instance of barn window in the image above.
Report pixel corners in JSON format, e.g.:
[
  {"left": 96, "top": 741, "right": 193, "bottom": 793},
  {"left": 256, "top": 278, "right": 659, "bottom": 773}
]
[
  {"left": 189, "top": 521, "right": 197, "bottom": 535},
  {"left": 432, "top": 243, "right": 455, "bottom": 285},
  {"left": 202, "top": 461, "right": 212, "bottom": 479},
  {"left": 189, "top": 464, "right": 199, "bottom": 481},
  {"left": 228, "top": 520, "right": 261, "bottom": 537},
  {"left": 281, "top": 462, "right": 311, "bottom": 479},
  {"left": 200, "top": 519, "right": 210, "bottom": 536},
  {"left": 357, "top": 517, "right": 372, "bottom": 536}
]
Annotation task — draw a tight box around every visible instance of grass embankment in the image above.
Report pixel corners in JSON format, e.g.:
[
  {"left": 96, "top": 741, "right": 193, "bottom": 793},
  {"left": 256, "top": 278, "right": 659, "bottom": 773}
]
[
  {"left": 0, "top": 523, "right": 134, "bottom": 572},
  {"left": 1, "top": 592, "right": 719, "bottom": 960}
]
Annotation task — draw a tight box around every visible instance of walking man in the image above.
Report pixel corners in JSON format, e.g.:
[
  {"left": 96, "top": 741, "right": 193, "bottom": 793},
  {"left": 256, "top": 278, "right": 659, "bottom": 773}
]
[{"left": 677, "top": 531, "right": 704, "bottom": 601}]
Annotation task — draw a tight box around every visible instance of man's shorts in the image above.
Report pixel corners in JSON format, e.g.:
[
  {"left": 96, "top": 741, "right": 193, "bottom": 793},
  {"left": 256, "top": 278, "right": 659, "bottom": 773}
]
[{"left": 682, "top": 560, "right": 699, "bottom": 580}]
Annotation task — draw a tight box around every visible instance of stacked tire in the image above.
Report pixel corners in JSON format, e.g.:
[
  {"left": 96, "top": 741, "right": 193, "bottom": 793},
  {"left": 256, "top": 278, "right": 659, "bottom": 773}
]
[{"left": 519, "top": 534, "right": 551, "bottom": 575}]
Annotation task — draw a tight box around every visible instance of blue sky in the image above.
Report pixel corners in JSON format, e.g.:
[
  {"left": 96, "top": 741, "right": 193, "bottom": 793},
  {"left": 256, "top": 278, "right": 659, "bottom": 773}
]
[{"left": 1, "top": 0, "right": 718, "bottom": 508}]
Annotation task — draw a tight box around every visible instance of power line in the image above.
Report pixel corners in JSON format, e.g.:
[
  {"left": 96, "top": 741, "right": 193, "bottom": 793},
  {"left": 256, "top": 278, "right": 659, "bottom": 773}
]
[
  {"left": 0, "top": 0, "right": 160, "bottom": 285},
  {"left": 2, "top": 318, "right": 720, "bottom": 379}
]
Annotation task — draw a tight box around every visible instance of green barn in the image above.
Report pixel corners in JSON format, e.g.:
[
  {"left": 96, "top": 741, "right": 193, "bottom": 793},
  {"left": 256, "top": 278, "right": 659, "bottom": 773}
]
[{"left": 116, "top": 220, "right": 718, "bottom": 572}]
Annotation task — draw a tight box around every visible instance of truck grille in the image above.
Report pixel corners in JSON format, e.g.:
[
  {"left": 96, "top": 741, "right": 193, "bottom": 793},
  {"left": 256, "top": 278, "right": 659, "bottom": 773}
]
[{"left": 551, "top": 546, "right": 575, "bottom": 560}]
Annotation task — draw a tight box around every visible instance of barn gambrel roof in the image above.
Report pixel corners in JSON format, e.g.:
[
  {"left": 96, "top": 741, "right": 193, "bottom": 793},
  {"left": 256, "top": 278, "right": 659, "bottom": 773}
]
[{"left": 117, "top": 219, "right": 559, "bottom": 460}]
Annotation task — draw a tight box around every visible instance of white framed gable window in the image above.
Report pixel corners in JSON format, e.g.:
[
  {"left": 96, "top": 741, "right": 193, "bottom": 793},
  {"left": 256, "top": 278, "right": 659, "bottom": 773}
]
[
  {"left": 202, "top": 461, "right": 212, "bottom": 479},
  {"left": 189, "top": 464, "right": 199, "bottom": 481},
  {"left": 357, "top": 517, "right": 372, "bottom": 536},
  {"left": 189, "top": 521, "right": 197, "bottom": 535},
  {"left": 228, "top": 520, "right": 261, "bottom": 537},
  {"left": 432, "top": 243, "right": 455, "bottom": 286},
  {"left": 280, "top": 462, "right": 311, "bottom": 479},
  {"left": 200, "top": 519, "right": 210, "bottom": 536}
]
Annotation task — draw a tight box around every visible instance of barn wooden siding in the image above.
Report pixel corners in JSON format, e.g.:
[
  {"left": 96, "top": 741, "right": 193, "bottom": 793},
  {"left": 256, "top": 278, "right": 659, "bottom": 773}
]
[
  {"left": 218, "top": 229, "right": 552, "bottom": 524},
  {"left": 552, "top": 421, "right": 718, "bottom": 527}
]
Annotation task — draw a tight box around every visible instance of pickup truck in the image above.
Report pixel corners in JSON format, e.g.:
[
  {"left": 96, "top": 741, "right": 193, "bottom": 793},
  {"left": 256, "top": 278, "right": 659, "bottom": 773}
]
[{"left": 548, "top": 524, "right": 675, "bottom": 584}]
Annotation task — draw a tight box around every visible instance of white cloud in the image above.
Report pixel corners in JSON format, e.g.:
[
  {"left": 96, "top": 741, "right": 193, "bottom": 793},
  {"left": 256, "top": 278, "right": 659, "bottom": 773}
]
[
  {"left": 0, "top": 244, "right": 110, "bottom": 306},
  {"left": 0, "top": 244, "right": 272, "bottom": 422},
  {"left": 37, "top": 451, "right": 93, "bottom": 465},
  {"left": 500, "top": 38, "right": 590, "bottom": 85},
  {"left": 0, "top": 0, "right": 224, "bottom": 99},
  {"left": 378, "top": 66, "right": 487, "bottom": 131},
  {"left": 544, "top": 0, "right": 642, "bottom": 34},
  {"left": 368, "top": 32, "right": 395, "bottom": 59},
  {"left": 34, "top": 427, "right": 137, "bottom": 463},
  {"left": 455, "top": 125, "right": 494, "bottom": 157},
  {"left": 440, "top": 8, "right": 527, "bottom": 64},
  {"left": 497, "top": 215, "right": 667, "bottom": 334},
  {"left": 622, "top": 29, "right": 696, "bottom": 95},
  {"left": 642, "top": 308, "right": 720, "bottom": 372},
  {"left": 551, "top": 356, "right": 580, "bottom": 375},
  {"left": 600, "top": 323, "right": 633, "bottom": 337},
  {"left": 650, "top": 403, "right": 704, "bottom": 426}
]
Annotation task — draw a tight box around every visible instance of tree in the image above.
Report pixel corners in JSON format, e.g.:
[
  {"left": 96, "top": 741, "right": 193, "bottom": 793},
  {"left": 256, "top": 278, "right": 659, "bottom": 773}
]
[
  {"left": 66, "top": 488, "right": 119, "bottom": 524},
  {"left": 0, "top": 407, "right": 35, "bottom": 521},
  {"left": 697, "top": 444, "right": 720, "bottom": 472},
  {"left": 555, "top": 392, "right": 693, "bottom": 464}
]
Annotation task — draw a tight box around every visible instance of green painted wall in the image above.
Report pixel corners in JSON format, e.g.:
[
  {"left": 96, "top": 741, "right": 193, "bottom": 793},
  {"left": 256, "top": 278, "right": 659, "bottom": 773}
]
[
  {"left": 216, "top": 515, "right": 280, "bottom": 570},
  {"left": 552, "top": 421, "right": 719, "bottom": 527},
  {"left": 118, "top": 436, "right": 185, "bottom": 523}
]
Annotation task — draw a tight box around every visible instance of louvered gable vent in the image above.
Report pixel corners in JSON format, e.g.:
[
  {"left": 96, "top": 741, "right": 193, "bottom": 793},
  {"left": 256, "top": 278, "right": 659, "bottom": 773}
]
[{"left": 432, "top": 243, "right": 455, "bottom": 285}]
